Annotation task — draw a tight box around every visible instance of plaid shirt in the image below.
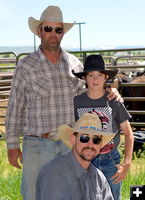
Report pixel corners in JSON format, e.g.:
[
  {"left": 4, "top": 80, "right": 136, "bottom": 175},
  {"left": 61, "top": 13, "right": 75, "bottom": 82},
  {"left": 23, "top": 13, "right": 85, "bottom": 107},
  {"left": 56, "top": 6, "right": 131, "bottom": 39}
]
[{"left": 5, "top": 48, "right": 85, "bottom": 149}]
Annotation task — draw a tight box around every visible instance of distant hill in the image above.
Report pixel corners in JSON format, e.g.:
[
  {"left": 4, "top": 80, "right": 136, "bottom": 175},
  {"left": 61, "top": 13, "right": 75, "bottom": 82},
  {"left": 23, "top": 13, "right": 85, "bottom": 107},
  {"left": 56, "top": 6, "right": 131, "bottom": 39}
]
[
  {"left": 0, "top": 46, "right": 35, "bottom": 54},
  {"left": 115, "top": 45, "right": 145, "bottom": 49},
  {"left": 0, "top": 45, "right": 145, "bottom": 55}
]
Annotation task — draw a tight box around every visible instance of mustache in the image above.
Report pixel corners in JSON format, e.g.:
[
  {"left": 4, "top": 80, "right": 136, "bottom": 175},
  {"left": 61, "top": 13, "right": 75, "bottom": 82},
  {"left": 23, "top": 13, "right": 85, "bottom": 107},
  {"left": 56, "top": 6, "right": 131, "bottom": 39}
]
[
  {"left": 82, "top": 147, "right": 96, "bottom": 152},
  {"left": 49, "top": 36, "right": 59, "bottom": 40}
]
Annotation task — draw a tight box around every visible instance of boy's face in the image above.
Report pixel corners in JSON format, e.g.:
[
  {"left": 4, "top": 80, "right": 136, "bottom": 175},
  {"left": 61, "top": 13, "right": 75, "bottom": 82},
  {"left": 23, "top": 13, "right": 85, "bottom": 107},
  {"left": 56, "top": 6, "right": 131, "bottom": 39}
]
[{"left": 84, "top": 71, "right": 108, "bottom": 91}]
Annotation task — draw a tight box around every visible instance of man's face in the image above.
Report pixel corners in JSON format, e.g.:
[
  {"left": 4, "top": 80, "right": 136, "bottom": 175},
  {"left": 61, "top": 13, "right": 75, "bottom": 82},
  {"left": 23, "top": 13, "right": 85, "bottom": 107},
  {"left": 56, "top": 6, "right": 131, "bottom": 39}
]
[
  {"left": 38, "top": 22, "right": 64, "bottom": 50},
  {"left": 72, "top": 133, "right": 102, "bottom": 162}
]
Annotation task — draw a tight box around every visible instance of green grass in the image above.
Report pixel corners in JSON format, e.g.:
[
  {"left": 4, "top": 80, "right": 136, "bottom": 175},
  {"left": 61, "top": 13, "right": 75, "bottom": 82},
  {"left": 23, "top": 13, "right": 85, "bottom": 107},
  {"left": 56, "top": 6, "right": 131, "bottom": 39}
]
[
  {"left": 0, "top": 139, "right": 145, "bottom": 200},
  {"left": 0, "top": 140, "right": 22, "bottom": 200},
  {"left": 121, "top": 158, "right": 145, "bottom": 200}
]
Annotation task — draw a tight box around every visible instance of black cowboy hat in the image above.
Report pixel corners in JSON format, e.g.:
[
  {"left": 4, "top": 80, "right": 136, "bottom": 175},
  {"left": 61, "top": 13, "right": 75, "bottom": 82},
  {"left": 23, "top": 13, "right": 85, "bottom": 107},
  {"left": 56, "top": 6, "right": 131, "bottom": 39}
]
[{"left": 72, "top": 54, "right": 118, "bottom": 80}]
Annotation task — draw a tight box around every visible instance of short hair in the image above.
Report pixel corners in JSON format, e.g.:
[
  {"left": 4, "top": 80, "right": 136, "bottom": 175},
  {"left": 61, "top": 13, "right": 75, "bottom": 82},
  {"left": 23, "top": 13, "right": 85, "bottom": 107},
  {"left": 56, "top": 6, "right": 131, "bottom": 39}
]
[
  {"left": 83, "top": 71, "right": 108, "bottom": 89},
  {"left": 73, "top": 132, "right": 78, "bottom": 136}
]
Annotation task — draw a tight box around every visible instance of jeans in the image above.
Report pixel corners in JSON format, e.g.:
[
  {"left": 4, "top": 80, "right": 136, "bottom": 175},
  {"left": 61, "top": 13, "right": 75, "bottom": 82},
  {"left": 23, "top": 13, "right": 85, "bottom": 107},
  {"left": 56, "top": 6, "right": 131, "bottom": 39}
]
[
  {"left": 21, "top": 136, "right": 70, "bottom": 200},
  {"left": 92, "top": 148, "right": 121, "bottom": 200}
]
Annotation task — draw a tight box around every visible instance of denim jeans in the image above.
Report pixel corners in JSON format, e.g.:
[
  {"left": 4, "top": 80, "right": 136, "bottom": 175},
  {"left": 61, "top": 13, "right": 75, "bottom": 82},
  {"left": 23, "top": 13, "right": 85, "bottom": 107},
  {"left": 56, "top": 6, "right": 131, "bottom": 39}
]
[
  {"left": 92, "top": 148, "right": 121, "bottom": 200},
  {"left": 21, "top": 136, "right": 70, "bottom": 200}
]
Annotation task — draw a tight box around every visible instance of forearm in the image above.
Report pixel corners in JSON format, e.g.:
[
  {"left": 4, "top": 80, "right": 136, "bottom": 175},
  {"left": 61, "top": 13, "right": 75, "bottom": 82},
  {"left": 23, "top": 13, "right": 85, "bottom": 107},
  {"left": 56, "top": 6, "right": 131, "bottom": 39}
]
[
  {"left": 120, "top": 120, "right": 134, "bottom": 165},
  {"left": 123, "top": 133, "right": 134, "bottom": 165}
]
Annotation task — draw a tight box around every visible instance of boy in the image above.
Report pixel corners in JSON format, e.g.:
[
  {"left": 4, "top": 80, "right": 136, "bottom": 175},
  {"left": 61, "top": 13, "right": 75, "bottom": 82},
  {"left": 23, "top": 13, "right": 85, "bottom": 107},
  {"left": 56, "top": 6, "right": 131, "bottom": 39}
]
[{"left": 72, "top": 55, "right": 134, "bottom": 200}]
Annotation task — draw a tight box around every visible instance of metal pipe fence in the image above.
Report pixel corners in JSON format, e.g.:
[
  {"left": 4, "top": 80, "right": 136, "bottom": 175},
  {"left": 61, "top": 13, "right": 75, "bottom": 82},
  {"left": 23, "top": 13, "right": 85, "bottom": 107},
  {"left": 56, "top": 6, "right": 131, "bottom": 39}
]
[{"left": 0, "top": 48, "right": 145, "bottom": 129}]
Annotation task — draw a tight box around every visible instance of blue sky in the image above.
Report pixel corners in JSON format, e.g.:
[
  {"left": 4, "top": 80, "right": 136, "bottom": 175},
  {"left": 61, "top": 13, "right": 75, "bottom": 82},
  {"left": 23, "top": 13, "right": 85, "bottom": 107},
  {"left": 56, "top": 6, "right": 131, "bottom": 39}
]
[{"left": 1, "top": 0, "right": 145, "bottom": 50}]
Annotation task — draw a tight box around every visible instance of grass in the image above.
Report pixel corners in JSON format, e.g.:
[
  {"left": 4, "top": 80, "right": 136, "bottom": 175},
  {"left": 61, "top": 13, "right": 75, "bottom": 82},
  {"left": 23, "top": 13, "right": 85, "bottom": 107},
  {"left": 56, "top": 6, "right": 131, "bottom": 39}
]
[
  {"left": 121, "top": 157, "right": 145, "bottom": 200},
  {"left": 0, "top": 140, "right": 22, "bottom": 200},
  {"left": 0, "top": 138, "right": 145, "bottom": 200}
]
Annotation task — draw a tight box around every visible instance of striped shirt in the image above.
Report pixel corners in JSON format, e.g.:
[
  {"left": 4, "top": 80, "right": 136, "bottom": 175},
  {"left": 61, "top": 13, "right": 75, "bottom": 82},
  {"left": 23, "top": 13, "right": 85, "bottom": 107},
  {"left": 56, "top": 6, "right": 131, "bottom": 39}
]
[{"left": 5, "top": 48, "right": 85, "bottom": 149}]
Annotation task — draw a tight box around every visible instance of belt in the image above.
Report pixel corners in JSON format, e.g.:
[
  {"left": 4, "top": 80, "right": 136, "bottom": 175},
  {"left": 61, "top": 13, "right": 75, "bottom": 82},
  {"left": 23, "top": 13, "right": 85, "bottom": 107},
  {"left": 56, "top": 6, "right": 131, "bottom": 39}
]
[{"left": 28, "top": 133, "right": 60, "bottom": 141}]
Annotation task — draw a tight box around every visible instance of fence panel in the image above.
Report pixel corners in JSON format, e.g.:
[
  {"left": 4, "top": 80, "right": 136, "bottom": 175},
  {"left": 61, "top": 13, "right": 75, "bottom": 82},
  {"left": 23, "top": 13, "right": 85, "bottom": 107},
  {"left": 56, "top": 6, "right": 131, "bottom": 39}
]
[{"left": 0, "top": 50, "right": 145, "bottom": 132}]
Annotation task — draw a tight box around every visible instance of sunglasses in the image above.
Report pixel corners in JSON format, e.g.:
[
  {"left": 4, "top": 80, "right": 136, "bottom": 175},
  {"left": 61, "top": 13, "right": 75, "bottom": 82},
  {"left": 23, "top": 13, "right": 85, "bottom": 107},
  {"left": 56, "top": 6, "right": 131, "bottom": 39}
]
[
  {"left": 79, "top": 134, "right": 102, "bottom": 145},
  {"left": 43, "top": 26, "right": 63, "bottom": 34}
]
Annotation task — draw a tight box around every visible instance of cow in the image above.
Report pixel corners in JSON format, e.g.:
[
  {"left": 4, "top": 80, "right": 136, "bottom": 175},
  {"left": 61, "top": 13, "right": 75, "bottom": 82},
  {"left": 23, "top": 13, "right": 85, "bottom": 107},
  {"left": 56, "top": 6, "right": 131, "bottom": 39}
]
[{"left": 108, "top": 62, "right": 145, "bottom": 149}]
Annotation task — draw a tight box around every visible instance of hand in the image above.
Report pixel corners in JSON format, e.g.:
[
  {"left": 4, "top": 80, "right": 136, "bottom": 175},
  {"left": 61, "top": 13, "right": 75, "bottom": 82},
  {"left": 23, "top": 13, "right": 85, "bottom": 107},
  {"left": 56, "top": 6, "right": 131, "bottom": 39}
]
[
  {"left": 7, "top": 149, "right": 22, "bottom": 169},
  {"left": 106, "top": 87, "right": 124, "bottom": 102},
  {"left": 111, "top": 163, "right": 130, "bottom": 184}
]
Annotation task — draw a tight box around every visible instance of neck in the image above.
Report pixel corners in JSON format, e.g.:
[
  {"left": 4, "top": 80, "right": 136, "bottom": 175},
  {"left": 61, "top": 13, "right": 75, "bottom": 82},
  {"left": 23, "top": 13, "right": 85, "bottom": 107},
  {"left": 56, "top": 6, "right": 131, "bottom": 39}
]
[
  {"left": 41, "top": 46, "right": 61, "bottom": 64},
  {"left": 72, "top": 149, "right": 90, "bottom": 170},
  {"left": 87, "top": 89, "right": 105, "bottom": 99}
]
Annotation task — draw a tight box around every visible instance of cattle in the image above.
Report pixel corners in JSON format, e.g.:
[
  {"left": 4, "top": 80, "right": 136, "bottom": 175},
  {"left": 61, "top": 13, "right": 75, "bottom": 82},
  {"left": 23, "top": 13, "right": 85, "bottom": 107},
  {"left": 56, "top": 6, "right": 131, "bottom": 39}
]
[
  {"left": 109, "top": 61, "right": 145, "bottom": 148},
  {"left": 120, "top": 75, "right": 145, "bottom": 129}
]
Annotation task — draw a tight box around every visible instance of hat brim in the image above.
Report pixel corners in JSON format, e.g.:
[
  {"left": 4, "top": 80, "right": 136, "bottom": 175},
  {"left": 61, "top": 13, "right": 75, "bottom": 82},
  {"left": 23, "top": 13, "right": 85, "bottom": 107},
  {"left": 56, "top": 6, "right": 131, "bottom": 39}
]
[
  {"left": 72, "top": 69, "right": 118, "bottom": 80},
  {"left": 28, "top": 17, "right": 74, "bottom": 36},
  {"left": 58, "top": 124, "right": 115, "bottom": 149}
]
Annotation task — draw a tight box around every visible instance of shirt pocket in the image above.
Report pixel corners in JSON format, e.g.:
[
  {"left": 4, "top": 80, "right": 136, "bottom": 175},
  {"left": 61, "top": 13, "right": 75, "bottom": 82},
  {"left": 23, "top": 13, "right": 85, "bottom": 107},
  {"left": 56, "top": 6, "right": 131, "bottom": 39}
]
[{"left": 31, "top": 78, "right": 50, "bottom": 97}]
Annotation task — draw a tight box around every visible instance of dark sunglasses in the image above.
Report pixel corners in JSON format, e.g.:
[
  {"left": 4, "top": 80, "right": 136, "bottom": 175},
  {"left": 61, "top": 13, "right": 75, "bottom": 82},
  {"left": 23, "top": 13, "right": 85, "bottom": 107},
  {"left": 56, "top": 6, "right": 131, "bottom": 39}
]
[
  {"left": 43, "top": 26, "right": 63, "bottom": 34},
  {"left": 79, "top": 134, "right": 102, "bottom": 145}
]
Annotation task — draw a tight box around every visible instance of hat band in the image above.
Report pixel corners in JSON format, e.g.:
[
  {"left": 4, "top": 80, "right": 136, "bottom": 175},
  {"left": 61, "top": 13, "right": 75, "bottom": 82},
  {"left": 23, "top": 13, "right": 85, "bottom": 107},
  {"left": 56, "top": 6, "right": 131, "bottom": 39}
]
[{"left": 79, "top": 126, "right": 102, "bottom": 131}]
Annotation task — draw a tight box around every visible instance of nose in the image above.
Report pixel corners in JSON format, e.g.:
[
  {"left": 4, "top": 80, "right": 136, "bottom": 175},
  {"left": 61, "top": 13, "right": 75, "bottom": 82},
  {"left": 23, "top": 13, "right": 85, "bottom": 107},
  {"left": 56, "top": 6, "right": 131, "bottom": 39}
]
[
  {"left": 50, "top": 30, "right": 57, "bottom": 35},
  {"left": 87, "top": 138, "right": 94, "bottom": 146},
  {"left": 93, "top": 75, "right": 99, "bottom": 80}
]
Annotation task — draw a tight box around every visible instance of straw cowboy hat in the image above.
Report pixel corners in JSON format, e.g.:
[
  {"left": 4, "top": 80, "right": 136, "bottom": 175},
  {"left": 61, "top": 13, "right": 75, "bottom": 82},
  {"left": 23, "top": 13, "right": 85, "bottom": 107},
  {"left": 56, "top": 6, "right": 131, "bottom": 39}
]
[
  {"left": 28, "top": 6, "right": 74, "bottom": 36},
  {"left": 58, "top": 113, "right": 115, "bottom": 149},
  {"left": 72, "top": 54, "right": 118, "bottom": 80}
]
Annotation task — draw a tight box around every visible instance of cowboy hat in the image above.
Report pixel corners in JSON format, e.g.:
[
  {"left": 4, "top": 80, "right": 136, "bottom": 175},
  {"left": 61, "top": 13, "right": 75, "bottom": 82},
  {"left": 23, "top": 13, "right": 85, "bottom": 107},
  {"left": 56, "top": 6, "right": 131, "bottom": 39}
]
[
  {"left": 28, "top": 6, "right": 74, "bottom": 36},
  {"left": 72, "top": 54, "right": 118, "bottom": 80},
  {"left": 58, "top": 113, "right": 115, "bottom": 149}
]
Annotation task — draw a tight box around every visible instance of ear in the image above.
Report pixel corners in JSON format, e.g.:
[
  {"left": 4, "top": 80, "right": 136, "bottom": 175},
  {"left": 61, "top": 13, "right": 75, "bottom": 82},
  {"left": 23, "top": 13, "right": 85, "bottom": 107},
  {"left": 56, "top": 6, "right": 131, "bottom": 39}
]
[
  {"left": 62, "top": 32, "right": 65, "bottom": 37},
  {"left": 70, "top": 134, "right": 76, "bottom": 146},
  {"left": 37, "top": 26, "right": 41, "bottom": 38},
  {"left": 106, "top": 74, "right": 109, "bottom": 80},
  {"left": 82, "top": 76, "right": 85, "bottom": 80}
]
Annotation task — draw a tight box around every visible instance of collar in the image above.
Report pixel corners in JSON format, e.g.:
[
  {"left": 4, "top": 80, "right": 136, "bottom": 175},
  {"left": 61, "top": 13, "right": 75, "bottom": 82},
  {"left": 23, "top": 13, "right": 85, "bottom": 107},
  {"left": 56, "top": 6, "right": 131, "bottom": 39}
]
[
  {"left": 69, "top": 151, "right": 96, "bottom": 178},
  {"left": 38, "top": 46, "right": 67, "bottom": 62}
]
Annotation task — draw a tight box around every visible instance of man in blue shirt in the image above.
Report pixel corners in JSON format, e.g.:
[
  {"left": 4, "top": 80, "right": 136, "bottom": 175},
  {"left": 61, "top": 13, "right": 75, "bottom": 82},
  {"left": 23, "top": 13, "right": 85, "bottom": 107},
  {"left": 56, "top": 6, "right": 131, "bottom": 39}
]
[{"left": 36, "top": 113, "right": 115, "bottom": 200}]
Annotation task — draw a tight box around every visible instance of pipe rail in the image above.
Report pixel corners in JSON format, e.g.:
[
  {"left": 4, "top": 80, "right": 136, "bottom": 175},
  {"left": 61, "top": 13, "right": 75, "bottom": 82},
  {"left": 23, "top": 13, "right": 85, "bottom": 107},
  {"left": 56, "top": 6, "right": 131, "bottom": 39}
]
[{"left": 0, "top": 49, "right": 145, "bottom": 129}]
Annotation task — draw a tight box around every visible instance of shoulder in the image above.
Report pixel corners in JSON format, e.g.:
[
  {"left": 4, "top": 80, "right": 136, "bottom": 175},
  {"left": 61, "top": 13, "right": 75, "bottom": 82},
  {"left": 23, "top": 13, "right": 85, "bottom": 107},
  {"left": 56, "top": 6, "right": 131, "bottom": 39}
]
[
  {"left": 95, "top": 167, "right": 108, "bottom": 182},
  {"left": 62, "top": 50, "right": 83, "bottom": 70},
  {"left": 93, "top": 166, "right": 112, "bottom": 192},
  {"left": 18, "top": 51, "right": 40, "bottom": 67},
  {"left": 97, "top": 168, "right": 107, "bottom": 179},
  {"left": 74, "top": 93, "right": 87, "bottom": 102},
  {"left": 38, "top": 153, "right": 73, "bottom": 179},
  {"left": 90, "top": 164, "right": 109, "bottom": 187},
  {"left": 36, "top": 154, "right": 74, "bottom": 199},
  {"left": 64, "top": 51, "right": 80, "bottom": 61},
  {"left": 109, "top": 98, "right": 127, "bottom": 110},
  {"left": 15, "top": 51, "right": 41, "bottom": 75}
]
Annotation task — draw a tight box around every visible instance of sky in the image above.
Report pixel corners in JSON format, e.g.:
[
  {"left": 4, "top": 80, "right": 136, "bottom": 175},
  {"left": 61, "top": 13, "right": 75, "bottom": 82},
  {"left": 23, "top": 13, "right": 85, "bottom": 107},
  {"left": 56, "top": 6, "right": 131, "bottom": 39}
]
[{"left": 1, "top": 0, "right": 145, "bottom": 50}]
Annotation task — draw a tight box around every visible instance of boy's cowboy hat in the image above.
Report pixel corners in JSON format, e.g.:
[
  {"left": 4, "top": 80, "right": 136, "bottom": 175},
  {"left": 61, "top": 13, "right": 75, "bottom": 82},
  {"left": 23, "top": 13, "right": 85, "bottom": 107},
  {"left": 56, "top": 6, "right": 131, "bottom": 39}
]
[
  {"left": 28, "top": 6, "right": 74, "bottom": 36},
  {"left": 72, "top": 54, "right": 118, "bottom": 80},
  {"left": 58, "top": 113, "right": 115, "bottom": 149}
]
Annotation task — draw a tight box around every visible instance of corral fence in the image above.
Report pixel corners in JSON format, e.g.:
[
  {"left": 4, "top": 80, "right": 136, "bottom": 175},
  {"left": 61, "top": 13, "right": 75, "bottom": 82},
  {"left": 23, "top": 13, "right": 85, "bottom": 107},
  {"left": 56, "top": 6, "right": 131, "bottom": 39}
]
[{"left": 0, "top": 48, "right": 145, "bottom": 139}]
